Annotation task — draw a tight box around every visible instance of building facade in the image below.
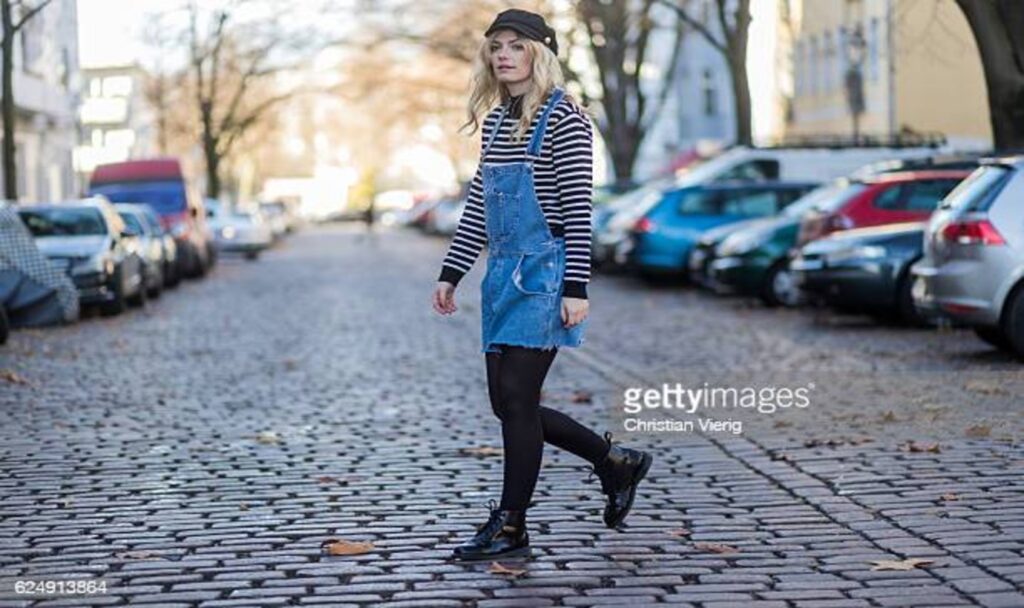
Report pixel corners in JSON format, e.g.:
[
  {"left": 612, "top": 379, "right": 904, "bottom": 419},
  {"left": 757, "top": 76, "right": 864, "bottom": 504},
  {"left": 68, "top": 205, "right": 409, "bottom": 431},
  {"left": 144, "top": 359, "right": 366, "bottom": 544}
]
[
  {"left": 781, "top": 0, "right": 991, "bottom": 149},
  {"left": 2, "top": 0, "right": 80, "bottom": 202}
]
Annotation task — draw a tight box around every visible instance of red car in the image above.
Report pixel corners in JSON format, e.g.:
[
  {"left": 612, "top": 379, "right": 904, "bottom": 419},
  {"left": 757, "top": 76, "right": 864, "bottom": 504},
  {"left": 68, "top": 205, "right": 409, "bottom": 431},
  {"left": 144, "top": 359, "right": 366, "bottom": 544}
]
[{"left": 797, "top": 170, "right": 972, "bottom": 246}]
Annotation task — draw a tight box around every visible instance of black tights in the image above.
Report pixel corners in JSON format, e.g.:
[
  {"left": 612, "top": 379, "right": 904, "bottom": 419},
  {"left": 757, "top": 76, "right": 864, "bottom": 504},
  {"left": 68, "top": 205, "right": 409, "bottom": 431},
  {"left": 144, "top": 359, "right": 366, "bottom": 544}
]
[{"left": 485, "top": 344, "right": 611, "bottom": 511}]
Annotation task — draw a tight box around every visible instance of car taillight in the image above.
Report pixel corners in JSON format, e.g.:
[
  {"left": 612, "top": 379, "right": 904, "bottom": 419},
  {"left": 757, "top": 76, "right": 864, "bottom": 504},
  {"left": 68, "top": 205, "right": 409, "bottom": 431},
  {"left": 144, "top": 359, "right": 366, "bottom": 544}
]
[
  {"left": 633, "top": 217, "right": 653, "bottom": 233},
  {"left": 940, "top": 219, "right": 1005, "bottom": 246}
]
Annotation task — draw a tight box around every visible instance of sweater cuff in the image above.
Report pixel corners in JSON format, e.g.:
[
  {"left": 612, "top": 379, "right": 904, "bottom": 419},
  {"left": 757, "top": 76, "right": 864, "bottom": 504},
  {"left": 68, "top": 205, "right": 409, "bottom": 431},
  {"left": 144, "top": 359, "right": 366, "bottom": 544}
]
[
  {"left": 563, "top": 280, "right": 588, "bottom": 300},
  {"left": 438, "top": 266, "right": 465, "bottom": 287}
]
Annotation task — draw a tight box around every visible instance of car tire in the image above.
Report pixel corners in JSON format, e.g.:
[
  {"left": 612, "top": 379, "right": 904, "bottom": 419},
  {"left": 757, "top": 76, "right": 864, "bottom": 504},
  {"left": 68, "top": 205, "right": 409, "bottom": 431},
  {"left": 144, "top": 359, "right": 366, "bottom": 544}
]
[
  {"left": 244, "top": 250, "right": 260, "bottom": 261},
  {"left": 974, "top": 325, "right": 1011, "bottom": 351},
  {"left": 895, "top": 266, "right": 925, "bottom": 327},
  {"left": 100, "top": 269, "right": 128, "bottom": 317},
  {"left": 147, "top": 266, "right": 164, "bottom": 299},
  {"left": 127, "top": 268, "right": 148, "bottom": 308},
  {"left": 761, "top": 260, "right": 801, "bottom": 307},
  {"left": 1000, "top": 285, "right": 1024, "bottom": 359},
  {"left": 0, "top": 305, "right": 9, "bottom": 345}
]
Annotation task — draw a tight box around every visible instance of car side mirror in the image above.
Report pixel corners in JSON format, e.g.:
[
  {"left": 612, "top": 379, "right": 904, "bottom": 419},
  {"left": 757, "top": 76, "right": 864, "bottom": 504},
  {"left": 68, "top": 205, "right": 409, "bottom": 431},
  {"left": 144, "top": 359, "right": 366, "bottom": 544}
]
[{"left": 120, "top": 229, "right": 135, "bottom": 238}]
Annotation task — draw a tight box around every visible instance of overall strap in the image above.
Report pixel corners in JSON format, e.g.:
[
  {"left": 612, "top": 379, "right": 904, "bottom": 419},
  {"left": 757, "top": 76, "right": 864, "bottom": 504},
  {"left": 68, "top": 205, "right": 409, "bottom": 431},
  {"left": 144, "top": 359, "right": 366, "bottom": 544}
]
[
  {"left": 481, "top": 102, "right": 510, "bottom": 159},
  {"left": 525, "top": 87, "right": 565, "bottom": 161}
]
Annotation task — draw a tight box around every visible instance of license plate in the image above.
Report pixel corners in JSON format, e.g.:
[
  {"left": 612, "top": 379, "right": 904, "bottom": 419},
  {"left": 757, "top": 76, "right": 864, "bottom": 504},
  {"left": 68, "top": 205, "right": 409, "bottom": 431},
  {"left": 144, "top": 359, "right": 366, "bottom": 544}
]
[{"left": 48, "top": 258, "right": 72, "bottom": 272}]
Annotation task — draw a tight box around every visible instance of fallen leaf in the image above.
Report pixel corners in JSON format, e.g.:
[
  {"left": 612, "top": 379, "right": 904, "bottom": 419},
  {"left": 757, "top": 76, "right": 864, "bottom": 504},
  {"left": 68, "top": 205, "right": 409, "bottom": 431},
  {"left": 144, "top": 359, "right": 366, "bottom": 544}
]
[
  {"left": 879, "top": 411, "right": 898, "bottom": 423},
  {"left": 239, "top": 502, "right": 250, "bottom": 511},
  {"left": 460, "top": 446, "right": 503, "bottom": 457},
  {"left": 694, "top": 542, "right": 738, "bottom": 554},
  {"left": 488, "top": 561, "right": 527, "bottom": 577},
  {"left": 255, "top": 431, "right": 281, "bottom": 445},
  {"left": 965, "top": 424, "right": 991, "bottom": 438},
  {"left": 571, "top": 390, "right": 593, "bottom": 404},
  {"left": 772, "top": 419, "right": 793, "bottom": 429},
  {"left": 283, "top": 358, "right": 300, "bottom": 371},
  {"left": 321, "top": 538, "right": 375, "bottom": 556},
  {"left": 899, "top": 440, "right": 941, "bottom": 453},
  {"left": 315, "top": 475, "right": 339, "bottom": 484},
  {"left": 869, "top": 557, "right": 935, "bottom": 571},
  {"left": 667, "top": 528, "right": 692, "bottom": 537},
  {"left": 115, "top": 551, "right": 167, "bottom": 561},
  {"left": 940, "top": 493, "right": 959, "bottom": 502},
  {"left": 964, "top": 380, "right": 1006, "bottom": 396},
  {"left": 0, "top": 369, "right": 30, "bottom": 385}
]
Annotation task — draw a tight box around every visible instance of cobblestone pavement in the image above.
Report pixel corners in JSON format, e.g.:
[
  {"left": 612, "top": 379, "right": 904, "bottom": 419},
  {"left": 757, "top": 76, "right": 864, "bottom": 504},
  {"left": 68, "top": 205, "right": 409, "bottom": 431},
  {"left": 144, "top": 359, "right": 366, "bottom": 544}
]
[{"left": 0, "top": 224, "right": 1021, "bottom": 608}]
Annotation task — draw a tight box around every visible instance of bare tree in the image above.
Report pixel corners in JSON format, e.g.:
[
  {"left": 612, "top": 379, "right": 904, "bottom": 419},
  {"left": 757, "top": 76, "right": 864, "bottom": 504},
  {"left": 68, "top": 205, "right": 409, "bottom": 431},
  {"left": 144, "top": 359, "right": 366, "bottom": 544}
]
[
  {"left": 1, "top": 0, "right": 53, "bottom": 200},
  {"left": 954, "top": 0, "right": 1024, "bottom": 150},
  {"left": 658, "top": 0, "right": 752, "bottom": 146},
  {"left": 576, "top": 0, "right": 683, "bottom": 186}
]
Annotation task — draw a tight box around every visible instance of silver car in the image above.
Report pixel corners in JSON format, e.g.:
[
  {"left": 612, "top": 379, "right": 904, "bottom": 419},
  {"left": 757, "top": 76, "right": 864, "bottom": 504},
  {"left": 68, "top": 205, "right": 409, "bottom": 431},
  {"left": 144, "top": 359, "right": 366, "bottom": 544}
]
[{"left": 911, "top": 156, "right": 1024, "bottom": 354}]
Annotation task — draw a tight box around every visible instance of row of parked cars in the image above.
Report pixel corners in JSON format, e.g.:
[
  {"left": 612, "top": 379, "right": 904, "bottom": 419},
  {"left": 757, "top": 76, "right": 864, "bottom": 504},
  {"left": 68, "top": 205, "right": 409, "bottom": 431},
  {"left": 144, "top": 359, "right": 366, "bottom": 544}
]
[
  {"left": 590, "top": 147, "right": 1024, "bottom": 358},
  {"left": 0, "top": 157, "right": 299, "bottom": 344}
]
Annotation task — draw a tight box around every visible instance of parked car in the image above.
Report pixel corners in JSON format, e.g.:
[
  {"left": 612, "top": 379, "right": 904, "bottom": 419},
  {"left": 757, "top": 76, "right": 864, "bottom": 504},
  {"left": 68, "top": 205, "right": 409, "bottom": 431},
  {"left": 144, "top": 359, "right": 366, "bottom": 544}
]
[
  {"left": 796, "top": 170, "right": 971, "bottom": 246},
  {"left": 115, "top": 203, "right": 167, "bottom": 299},
  {"left": 429, "top": 198, "right": 467, "bottom": 236},
  {"left": 207, "top": 202, "right": 273, "bottom": 260},
  {"left": 88, "top": 158, "right": 214, "bottom": 279},
  {"left": 18, "top": 198, "right": 147, "bottom": 316},
  {"left": 135, "top": 204, "right": 180, "bottom": 289},
  {"left": 912, "top": 156, "right": 1024, "bottom": 355},
  {"left": 791, "top": 222, "right": 928, "bottom": 324},
  {"left": 592, "top": 177, "right": 674, "bottom": 271},
  {"left": 699, "top": 180, "right": 870, "bottom": 305},
  {"left": 258, "top": 200, "right": 292, "bottom": 239},
  {"left": 625, "top": 181, "right": 819, "bottom": 280}
]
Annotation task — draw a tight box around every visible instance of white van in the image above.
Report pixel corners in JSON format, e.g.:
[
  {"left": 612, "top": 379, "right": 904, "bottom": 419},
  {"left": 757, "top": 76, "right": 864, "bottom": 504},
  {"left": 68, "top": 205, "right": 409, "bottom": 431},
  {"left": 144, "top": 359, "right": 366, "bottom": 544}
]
[{"left": 674, "top": 145, "right": 955, "bottom": 187}]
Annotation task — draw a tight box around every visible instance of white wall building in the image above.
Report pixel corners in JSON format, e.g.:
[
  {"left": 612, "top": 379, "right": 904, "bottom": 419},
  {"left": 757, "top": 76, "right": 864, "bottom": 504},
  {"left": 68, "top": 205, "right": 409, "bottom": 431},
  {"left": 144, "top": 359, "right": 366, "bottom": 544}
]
[{"left": 2, "top": 0, "right": 80, "bottom": 202}]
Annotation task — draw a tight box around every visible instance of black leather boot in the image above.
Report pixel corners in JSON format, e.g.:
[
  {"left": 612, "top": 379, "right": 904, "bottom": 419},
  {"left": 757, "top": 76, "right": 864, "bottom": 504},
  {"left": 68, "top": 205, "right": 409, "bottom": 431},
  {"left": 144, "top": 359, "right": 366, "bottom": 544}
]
[
  {"left": 451, "top": 499, "right": 531, "bottom": 561},
  {"left": 588, "top": 432, "right": 653, "bottom": 528}
]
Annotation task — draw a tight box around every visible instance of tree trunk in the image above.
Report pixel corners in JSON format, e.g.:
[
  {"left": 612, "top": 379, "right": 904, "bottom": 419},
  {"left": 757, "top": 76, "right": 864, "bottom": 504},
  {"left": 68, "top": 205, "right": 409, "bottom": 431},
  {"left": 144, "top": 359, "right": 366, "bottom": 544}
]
[
  {"left": 729, "top": 53, "right": 753, "bottom": 146},
  {"left": 955, "top": 0, "right": 1024, "bottom": 151},
  {"left": 1, "top": 0, "right": 18, "bottom": 200},
  {"left": 200, "top": 102, "right": 221, "bottom": 198}
]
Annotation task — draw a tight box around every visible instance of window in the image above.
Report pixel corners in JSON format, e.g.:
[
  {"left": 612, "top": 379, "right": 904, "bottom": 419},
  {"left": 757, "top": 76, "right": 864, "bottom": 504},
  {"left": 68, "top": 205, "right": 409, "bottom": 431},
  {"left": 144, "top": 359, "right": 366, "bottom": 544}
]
[
  {"left": 720, "top": 191, "right": 779, "bottom": 216},
  {"left": 808, "top": 36, "right": 819, "bottom": 94},
  {"left": 701, "top": 68, "right": 717, "bottom": 116},
  {"left": 19, "top": 208, "right": 107, "bottom": 236},
  {"left": 676, "top": 190, "right": 720, "bottom": 215},
  {"left": 714, "top": 160, "right": 780, "bottom": 182},
  {"left": 903, "top": 180, "right": 962, "bottom": 211},
  {"left": 823, "top": 32, "right": 834, "bottom": 91},
  {"left": 872, "top": 184, "right": 904, "bottom": 210},
  {"left": 869, "top": 18, "right": 879, "bottom": 81}
]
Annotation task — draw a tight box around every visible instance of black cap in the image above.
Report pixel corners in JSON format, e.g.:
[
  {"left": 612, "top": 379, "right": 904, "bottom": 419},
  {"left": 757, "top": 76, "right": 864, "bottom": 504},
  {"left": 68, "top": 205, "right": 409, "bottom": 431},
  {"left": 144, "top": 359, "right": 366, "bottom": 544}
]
[{"left": 485, "top": 9, "right": 558, "bottom": 56}]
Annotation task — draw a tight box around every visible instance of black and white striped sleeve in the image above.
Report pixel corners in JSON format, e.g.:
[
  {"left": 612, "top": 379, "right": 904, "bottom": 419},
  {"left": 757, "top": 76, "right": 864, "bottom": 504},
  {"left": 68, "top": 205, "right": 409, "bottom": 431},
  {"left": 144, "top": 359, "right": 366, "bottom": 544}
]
[
  {"left": 437, "top": 120, "right": 491, "bottom": 287},
  {"left": 552, "top": 106, "right": 594, "bottom": 299}
]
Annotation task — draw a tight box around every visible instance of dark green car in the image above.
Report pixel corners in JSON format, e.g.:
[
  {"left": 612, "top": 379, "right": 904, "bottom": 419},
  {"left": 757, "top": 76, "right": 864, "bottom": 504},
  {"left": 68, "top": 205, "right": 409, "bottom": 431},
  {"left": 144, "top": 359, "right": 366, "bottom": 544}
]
[{"left": 700, "top": 180, "right": 869, "bottom": 306}]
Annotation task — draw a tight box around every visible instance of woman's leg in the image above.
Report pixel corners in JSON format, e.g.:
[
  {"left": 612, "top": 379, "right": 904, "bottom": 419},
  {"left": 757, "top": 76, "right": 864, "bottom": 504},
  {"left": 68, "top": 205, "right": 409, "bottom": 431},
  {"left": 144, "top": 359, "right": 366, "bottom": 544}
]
[{"left": 485, "top": 345, "right": 611, "bottom": 511}]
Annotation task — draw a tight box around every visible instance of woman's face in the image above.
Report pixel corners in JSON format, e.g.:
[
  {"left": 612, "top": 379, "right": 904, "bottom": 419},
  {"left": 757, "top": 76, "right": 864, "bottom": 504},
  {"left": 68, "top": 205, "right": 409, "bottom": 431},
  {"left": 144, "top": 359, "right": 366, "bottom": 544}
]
[{"left": 489, "top": 29, "right": 532, "bottom": 86}]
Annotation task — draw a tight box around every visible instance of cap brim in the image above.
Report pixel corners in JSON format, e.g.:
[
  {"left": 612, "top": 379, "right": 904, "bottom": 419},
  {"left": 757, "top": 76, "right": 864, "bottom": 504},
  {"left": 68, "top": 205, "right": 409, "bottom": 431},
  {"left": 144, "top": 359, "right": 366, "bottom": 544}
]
[{"left": 484, "top": 23, "right": 538, "bottom": 40}]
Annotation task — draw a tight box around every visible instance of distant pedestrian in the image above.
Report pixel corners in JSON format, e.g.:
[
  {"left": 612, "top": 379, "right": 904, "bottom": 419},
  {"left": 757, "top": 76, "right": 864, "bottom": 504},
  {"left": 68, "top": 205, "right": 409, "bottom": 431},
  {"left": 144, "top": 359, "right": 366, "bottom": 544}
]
[{"left": 431, "top": 8, "right": 653, "bottom": 562}]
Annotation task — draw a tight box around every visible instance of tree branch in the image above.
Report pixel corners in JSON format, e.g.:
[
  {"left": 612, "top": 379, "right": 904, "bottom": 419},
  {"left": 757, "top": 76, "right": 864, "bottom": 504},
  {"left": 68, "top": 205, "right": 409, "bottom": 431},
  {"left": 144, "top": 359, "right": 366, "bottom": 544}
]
[
  {"left": 12, "top": 0, "right": 51, "bottom": 32},
  {"left": 656, "top": 0, "right": 726, "bottom": 54}
]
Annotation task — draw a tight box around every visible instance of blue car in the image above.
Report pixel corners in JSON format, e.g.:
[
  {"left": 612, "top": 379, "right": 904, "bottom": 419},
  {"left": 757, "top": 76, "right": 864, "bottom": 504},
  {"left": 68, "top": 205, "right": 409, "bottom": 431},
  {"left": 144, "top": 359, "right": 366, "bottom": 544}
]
[{"left": 626, "top": 181, "right": 819, "bottom": 280}]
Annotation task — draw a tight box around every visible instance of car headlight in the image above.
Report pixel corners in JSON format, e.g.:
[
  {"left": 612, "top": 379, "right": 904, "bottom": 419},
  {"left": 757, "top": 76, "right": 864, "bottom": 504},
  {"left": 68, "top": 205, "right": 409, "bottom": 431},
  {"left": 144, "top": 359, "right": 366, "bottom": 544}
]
[
  {"left": 718, "top": 231, "right": 770, "bottom": 257},
  {"left": 221, "top": 226, "right": 237, "bottom": 239},
  {"left": 824, "top": 245, "right": 887, "bottom": 264}
]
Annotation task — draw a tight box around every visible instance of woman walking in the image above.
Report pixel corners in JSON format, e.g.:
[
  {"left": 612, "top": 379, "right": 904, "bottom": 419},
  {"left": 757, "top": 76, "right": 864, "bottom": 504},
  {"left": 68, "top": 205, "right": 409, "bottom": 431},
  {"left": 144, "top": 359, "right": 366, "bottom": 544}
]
[{"left": 431, "top": 8, "right": 653, "bottom": 562}]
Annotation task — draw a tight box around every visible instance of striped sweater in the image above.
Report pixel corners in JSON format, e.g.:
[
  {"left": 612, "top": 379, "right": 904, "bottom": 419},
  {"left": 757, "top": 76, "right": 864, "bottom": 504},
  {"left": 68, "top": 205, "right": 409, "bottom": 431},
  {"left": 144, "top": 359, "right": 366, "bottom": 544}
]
[{"left": 437, "top": 93, "right": 594, "bottom": 299}]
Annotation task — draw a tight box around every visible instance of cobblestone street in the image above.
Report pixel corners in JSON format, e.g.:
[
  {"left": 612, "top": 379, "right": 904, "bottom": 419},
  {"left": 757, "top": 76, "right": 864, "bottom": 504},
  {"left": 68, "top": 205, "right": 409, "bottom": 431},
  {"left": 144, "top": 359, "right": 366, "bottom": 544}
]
[{"left": 1, "top": 224, "right": 1022, "bottom": 607}]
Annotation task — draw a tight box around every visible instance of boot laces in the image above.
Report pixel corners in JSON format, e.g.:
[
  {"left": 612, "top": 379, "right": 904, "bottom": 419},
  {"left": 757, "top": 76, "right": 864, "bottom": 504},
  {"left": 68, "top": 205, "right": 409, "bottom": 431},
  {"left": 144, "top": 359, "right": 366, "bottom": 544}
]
[{"left": 474, "top": 498, "right": 505, "bottom": 536}]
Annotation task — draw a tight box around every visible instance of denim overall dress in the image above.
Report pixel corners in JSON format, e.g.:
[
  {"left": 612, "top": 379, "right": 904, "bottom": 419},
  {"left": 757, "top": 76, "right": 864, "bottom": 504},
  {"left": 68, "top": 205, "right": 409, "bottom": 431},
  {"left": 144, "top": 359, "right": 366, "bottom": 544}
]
[{"left": 479, "top": 87, "right": 588, "bottom": 354}]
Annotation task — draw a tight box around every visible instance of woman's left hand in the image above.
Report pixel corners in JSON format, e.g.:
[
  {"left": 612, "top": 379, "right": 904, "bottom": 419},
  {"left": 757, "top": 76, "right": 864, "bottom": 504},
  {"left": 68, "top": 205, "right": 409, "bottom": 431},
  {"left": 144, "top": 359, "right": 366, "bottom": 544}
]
[{"left": 561, "top": 297, "right": 589, "bottom": 328}]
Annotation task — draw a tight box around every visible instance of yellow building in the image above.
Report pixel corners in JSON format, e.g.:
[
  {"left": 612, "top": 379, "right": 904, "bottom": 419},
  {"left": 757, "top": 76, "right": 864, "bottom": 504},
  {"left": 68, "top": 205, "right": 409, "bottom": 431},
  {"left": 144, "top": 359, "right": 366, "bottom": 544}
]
[{"left": 778, "top": 0, "right": 991, "bottom": 149}]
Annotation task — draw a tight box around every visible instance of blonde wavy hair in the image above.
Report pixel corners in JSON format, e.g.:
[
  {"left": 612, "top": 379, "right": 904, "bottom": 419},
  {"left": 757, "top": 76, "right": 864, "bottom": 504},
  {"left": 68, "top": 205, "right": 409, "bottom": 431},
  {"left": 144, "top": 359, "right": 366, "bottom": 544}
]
[{"left": 461, "top": 32, "right": 589, "bottom": 144}]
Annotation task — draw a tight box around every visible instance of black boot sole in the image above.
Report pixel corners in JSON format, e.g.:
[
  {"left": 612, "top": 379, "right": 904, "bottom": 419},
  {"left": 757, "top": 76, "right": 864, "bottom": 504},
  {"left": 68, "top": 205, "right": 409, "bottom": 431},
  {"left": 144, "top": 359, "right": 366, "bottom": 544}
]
[
  {"left": 606, "top": 451, "right": 653, "bottom": 528},
  {"left": 450, "top": 545, "right": 532, "bottom": 562}
]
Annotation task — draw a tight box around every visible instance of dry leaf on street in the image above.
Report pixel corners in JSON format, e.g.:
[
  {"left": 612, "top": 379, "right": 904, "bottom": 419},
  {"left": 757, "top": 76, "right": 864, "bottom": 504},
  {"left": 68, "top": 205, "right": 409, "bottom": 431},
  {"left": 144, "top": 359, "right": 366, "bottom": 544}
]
[
  {"left": 315, "top": 475, "right": 339, "bottom": 484},
  {"left": 488, "top": 561, "right": 527, "bottom": 577},
  {"left": 667, "top": 528, "right": 692, "bottom": 537},
  {"left": 963, "top": 380, "right": 1006, "bottom": 396},
  {"left": 899, "top": 440, "right": 941, "bottom": 453},
  {"left": 965, "top": 424, "right": 991, "bottom": 438},
  {"left": 694, "top": 542, "right": 738, "bottom": 554},
  {"left": 460, "top": 446, "right": 503, "bottom": 457},
  {"left": 571, "top": 389, "right": 593, "bottom": 403},
  {"left": 115, "top": 550, "right": 168, "bottom": 561},
  {"left": 255, "top": 431, "right": 281, "bottom": 445},
  {"left": 321, "top": 538, "right": 375, "bottom": 556},
  {"left": 940, "top": 493, "right": 959, "bottom": 501},
  {"left": 869, "top": 557, "right": 935, "bottom": 571},
  {"left": 0, "top": 369, "right": 30, "bottom": 385}
]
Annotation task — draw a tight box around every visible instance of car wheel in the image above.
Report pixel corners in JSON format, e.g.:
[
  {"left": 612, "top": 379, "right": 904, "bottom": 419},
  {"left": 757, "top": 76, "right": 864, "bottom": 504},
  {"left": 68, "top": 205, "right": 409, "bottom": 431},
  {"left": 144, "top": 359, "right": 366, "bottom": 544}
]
[
  {"left": 974, "top": 325, "right": 1011, "bottom": 351},
  {"left": 127, "top": 268, "right": 148, "bottom": 308},
  {"left": 100, "top": 269, "right": 128, "bottom": 316},
  {"left": 896, "top": 266, "right": 925, "bottom": 327},
  {"left": 761, "top": 260, "right": 802, "bottom": 307},
  {"left": 147, "top": 266, "right": 164, "bottom": 299},
  {"left": 0, "top": 305, "right": 9, "bottom": 345},
  {"left": 1000, "top": 285, "right": 1024, "bottom": 359},
  {"left": 244, "top": 250, "right": 260, "bottom": 261}
]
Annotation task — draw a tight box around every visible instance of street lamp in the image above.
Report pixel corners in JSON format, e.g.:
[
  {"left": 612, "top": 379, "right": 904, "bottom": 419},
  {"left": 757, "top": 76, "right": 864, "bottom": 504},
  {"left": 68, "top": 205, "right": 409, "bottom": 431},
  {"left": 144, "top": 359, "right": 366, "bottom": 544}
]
[{"left": 844, "top": 22, "right": 867, "bottom": 143}]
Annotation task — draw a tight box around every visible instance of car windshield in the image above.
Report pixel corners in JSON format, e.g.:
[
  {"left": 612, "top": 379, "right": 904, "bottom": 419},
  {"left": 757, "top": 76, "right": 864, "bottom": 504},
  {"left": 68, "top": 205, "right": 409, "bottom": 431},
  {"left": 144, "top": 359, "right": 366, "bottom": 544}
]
[
  {"left": 937, "top": 165, "right": 1012, "bottom": 212},
  {"left": 118, "top": 211, "right": 146, "bottom": 234},
  {"left": 19, "top": 207, "right": 107, "bottom": 237},
  {"left": 804, "top": 182, "right": 869, "bottom": 215}
]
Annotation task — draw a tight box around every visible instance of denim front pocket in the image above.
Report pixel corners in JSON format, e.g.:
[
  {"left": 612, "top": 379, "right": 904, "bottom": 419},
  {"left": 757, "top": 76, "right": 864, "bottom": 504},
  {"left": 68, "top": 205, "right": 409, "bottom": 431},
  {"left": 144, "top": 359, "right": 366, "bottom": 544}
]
[{"left": 512, "top": 248, "right": 559, "bottom": 296}]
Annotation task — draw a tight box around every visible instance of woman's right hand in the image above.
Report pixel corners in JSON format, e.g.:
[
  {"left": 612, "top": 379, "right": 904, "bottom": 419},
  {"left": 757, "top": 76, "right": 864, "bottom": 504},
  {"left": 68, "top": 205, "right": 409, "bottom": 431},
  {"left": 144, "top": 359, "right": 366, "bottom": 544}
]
[{"left": 433, "top": 281, "right": 457, "bottom": 315}]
